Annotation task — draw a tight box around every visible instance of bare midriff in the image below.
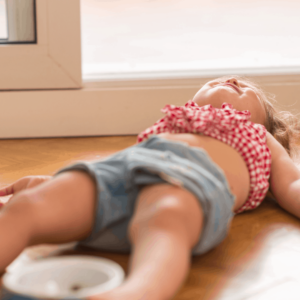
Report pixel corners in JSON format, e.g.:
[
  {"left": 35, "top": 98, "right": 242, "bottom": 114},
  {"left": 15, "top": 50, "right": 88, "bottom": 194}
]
[{"left": 158, "top": 133, "right": 250, "bottom": 212}]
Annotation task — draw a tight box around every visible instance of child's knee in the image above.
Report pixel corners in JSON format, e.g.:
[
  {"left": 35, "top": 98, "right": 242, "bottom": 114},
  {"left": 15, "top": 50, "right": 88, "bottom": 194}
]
[{"left": 129, "top": 184, "right": 203, "bottom": 248}]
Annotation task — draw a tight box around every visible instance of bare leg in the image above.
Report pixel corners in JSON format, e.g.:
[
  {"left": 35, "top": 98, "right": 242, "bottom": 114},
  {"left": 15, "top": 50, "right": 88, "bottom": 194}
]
[
  {"left": 0, "top": 171, "right": 96, "bottom": 272},
  {"left": 92, "top": 184, "right": 204, "bottom": 300},
  {"left": 0, "top": 174, "right": 203, "bottom": 300}
]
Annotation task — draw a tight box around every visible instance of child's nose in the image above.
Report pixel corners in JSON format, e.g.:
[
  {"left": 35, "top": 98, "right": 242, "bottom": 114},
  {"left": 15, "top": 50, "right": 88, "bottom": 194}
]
[{"left": 226, "top": 78, "right": 240, "bottom": 87}]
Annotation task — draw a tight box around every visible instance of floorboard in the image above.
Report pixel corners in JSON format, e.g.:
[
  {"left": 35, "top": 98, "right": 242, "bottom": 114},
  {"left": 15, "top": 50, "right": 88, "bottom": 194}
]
[{"left": 1, "top": 136, "right": 300, "bottom": 299}]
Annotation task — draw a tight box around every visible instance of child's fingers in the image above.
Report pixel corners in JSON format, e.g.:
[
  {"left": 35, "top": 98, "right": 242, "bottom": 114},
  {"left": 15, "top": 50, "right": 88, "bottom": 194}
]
[
  {"left": 0, "top": 177, "right": 33, "bottom": 197},
  {"left": 0, "top": 184, "right": 14, "bottom": 197},
  {"left": 0, "top": 176, "right": 52, "bottom": 198}
]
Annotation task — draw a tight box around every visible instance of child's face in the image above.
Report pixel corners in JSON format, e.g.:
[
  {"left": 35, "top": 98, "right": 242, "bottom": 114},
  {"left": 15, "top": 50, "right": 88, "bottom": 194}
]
[{"left": 193, "top": 78, "right": 266, "bottom": 126}]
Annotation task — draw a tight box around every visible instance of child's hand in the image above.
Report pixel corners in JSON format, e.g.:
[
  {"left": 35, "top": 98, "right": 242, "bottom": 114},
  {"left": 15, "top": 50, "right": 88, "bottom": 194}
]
[{"left": 0, "top": 176, "right": 52, "bottom": 198}]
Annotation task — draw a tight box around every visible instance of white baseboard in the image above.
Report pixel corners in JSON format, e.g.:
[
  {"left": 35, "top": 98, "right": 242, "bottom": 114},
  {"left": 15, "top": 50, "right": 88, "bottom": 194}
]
[{"left": 1, "top": 73, "right": 300, "bottom": 138}]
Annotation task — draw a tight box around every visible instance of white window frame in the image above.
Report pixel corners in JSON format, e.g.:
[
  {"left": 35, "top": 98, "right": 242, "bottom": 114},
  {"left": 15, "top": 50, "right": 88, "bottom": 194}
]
[{"left": 0, "top": 0, "right": 81, "bottom": 90}]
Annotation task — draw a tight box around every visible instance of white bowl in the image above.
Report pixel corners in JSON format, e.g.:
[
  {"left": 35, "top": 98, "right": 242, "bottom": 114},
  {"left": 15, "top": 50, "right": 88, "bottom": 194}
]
[{"left": 3, "top": 256, "right": 125, "bottom": 299}]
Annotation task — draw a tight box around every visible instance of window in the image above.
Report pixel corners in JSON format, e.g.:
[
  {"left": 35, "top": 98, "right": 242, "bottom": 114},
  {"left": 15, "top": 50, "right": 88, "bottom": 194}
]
[
  {"left": 0, "top": 0, "right": 8, "bottom": 39},
  {"left": 81, "top": 0, "right": 300, "bottom": 81},
  {"left": 0, "top": 0, "right": 36, "bottom": 44}
]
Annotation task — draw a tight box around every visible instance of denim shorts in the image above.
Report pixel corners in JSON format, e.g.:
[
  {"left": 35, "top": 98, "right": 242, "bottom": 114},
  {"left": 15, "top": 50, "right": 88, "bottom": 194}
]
[{"left": 55, "top": 135, "right": 236, "bottom": 256}]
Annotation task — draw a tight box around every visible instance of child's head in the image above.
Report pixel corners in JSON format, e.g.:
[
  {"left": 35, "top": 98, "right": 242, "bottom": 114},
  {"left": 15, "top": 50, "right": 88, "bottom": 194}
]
[
  {"left": 193, "top": 75, "right": 300, "bottom": 161},
  {"left": 192, "top": 76, "right": 266, "bottom": 126}
]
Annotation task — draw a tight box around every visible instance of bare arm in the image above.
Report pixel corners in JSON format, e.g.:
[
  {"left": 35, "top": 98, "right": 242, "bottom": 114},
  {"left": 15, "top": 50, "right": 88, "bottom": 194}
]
[{"left": 267, "top": 132, "right": 300, "bottom": 217}]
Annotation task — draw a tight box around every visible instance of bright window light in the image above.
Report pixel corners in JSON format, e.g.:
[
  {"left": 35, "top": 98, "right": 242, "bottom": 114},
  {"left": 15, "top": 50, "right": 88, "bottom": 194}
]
[
  {"left": 81, "top": 0, "right": 300, "bottom": 80},
  {"left": 0, "top": 0, "right": 7, "bottom": 39}
]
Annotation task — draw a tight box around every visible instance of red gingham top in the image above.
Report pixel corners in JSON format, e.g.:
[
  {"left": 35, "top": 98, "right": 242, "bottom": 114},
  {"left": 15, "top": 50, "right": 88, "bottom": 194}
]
[{"left": 137, "top": 100, "right": 271, "bottom": 213}]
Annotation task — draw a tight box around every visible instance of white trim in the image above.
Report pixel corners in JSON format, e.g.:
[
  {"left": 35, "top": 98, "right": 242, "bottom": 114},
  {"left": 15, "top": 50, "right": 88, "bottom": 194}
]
[
  {"left": 84, "top": 73, "right": 300, "bottom": 89},
  {"left": 0, "top": 0, "right": 81, "bottom": 90},
  {"left": 83, "top": 66, "right": 300, "bottom": 83},
  {"left": 1, "top": 74, "right": 300, "bottom": 138}
]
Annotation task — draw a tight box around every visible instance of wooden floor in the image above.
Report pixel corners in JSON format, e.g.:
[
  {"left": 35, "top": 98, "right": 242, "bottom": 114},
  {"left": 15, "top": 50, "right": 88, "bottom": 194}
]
[{"left": 1, "top": 136, "right": 300, "bottom": 299}]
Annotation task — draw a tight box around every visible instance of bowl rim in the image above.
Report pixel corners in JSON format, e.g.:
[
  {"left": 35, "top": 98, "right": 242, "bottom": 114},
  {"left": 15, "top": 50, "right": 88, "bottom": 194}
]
[{"left": 3, "top": 255, "right": 125, "bottom": 299}]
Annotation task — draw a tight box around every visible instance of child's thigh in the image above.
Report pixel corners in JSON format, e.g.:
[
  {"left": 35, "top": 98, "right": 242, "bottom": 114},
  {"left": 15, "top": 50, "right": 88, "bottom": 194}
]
[{"left": 8, "top": 171, "right": 97, "bottom": 245}]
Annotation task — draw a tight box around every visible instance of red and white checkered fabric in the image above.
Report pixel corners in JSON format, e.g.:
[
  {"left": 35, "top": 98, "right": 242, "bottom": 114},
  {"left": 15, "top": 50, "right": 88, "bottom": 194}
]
[{"left": 137, "top": 100, "right": 271, "bottom": 213}]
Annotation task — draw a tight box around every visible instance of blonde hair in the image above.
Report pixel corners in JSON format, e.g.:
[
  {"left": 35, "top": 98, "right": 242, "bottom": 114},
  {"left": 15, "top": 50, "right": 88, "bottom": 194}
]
[{"left": 215, "top": 75, "right": 300, "bottom": 164}]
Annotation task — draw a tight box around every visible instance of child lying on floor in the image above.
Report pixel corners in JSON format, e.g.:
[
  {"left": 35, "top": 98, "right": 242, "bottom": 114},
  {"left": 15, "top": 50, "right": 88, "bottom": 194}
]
[{"left": 1, "top": 76, "right": 300, "bottom": 300}]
